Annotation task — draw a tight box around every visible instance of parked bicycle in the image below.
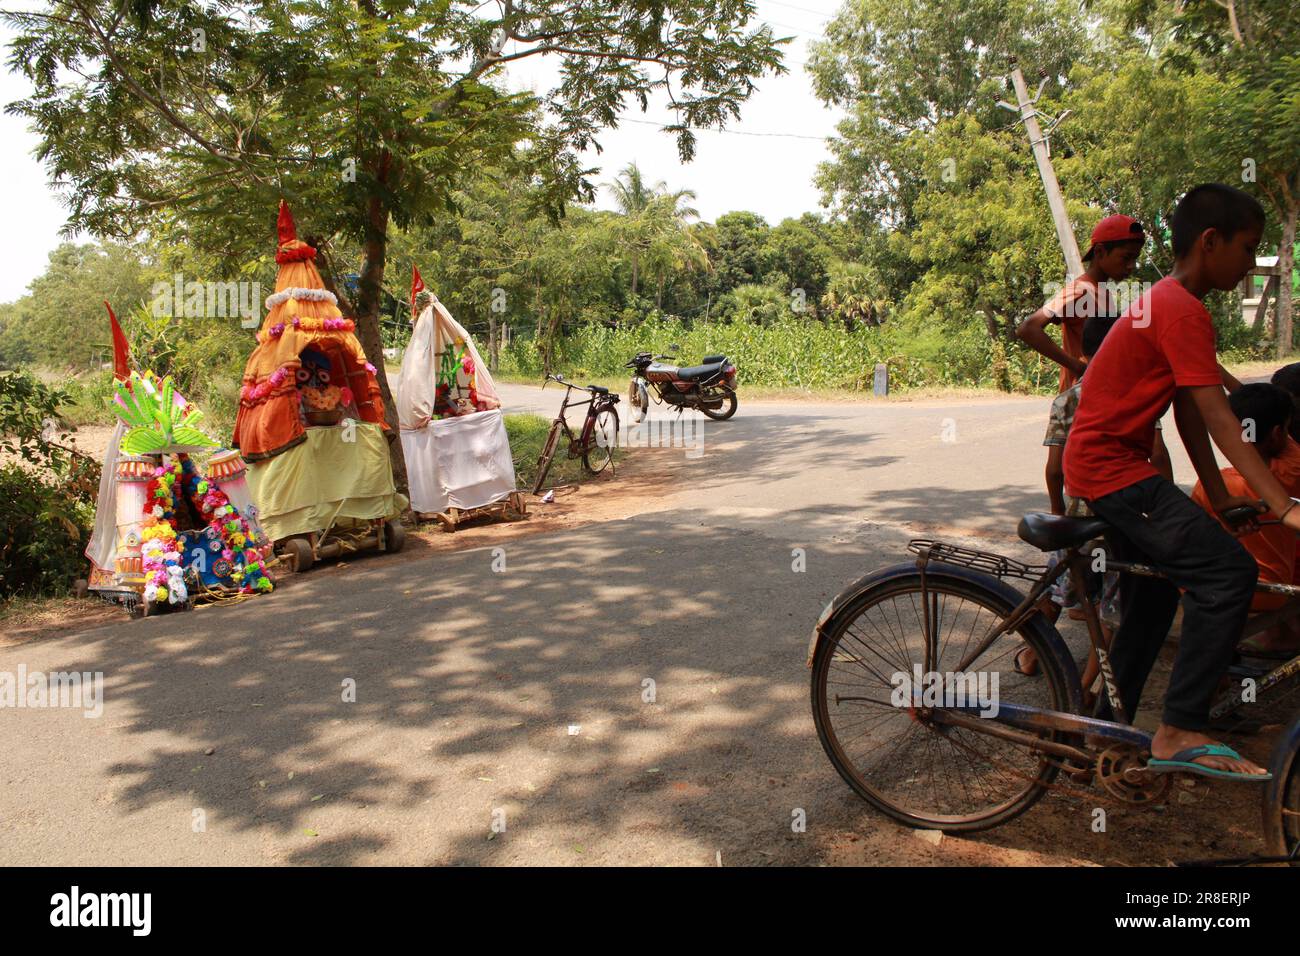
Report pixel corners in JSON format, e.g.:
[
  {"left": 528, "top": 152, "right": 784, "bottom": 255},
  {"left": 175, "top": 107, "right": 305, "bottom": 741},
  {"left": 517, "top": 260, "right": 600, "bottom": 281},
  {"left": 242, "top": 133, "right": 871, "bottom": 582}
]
[
  {"left": 808, "top": 506, "right": 1300, "bottom": 841},
  {"left": 531, "top": 374, "right": 620, "bottom": 495}
]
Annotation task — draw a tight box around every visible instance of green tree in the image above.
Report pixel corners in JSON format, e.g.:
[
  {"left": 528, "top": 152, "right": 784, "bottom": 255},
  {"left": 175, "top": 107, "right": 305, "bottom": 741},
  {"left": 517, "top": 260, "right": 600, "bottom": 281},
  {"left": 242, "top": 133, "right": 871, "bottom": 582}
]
[
  {"left": 6, "top": 0, "right": 786, "bottom": 478},
  {"left": 1114, "top": 0, "right": 1300, "bottom": 354},
  {"left": 0, "top": 242, "right": 159, "bottom": 368},
  {"left": 710, "top": 211, "right": 771, "bottom": 292},
  {"left": 809, "top": 0, "right": 1086, "bottom": 231}
]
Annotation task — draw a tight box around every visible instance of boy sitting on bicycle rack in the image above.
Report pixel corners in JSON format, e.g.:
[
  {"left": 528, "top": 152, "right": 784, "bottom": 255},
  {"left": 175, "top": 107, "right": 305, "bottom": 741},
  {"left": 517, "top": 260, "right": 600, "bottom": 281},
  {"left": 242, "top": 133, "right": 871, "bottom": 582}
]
[
  {"left": 1190, "top": 383, "right": 1300, "bottom": 660},
  {"left": 1063, "top": 183, "right": 1299, "bottom": 781}
]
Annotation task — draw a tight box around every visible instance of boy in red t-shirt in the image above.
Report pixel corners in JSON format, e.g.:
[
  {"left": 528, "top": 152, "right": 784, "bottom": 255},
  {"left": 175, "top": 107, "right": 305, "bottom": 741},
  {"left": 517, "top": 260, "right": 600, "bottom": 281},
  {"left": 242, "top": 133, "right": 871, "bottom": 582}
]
[{"left": 1063, "top": 183, "right": 1295, "bottom": 780}]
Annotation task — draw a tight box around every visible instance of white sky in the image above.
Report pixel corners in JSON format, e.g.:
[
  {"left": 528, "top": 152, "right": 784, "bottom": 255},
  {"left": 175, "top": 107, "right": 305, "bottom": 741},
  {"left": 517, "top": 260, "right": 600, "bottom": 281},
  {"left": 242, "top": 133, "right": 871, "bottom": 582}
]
[{"left": 0, "top": 1, "right": 843, "bottom": 304}]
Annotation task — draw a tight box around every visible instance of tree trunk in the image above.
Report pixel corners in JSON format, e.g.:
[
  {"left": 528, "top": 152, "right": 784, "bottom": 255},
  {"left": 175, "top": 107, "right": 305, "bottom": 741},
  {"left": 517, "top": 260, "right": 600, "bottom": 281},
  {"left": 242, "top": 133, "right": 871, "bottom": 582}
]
[
  {"left": 353, "top": 151, "right": 408, "bottom": 492},
  {"left": 630, "top": 253, "right": 639, "bottom": 297},
  {"left": 487, "top": 310, "right": 499, "bottom": 373},
  {"left": 1276, "top": 200, "right": 1297, "bottom": 359}
]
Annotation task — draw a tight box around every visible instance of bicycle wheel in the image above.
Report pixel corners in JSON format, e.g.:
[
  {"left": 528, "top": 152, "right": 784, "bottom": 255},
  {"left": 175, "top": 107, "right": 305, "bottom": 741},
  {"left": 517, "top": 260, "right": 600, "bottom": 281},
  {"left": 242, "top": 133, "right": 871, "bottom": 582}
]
[
  {"left": 583, "top": 405, "right": 619, "bottom": 475},
  {"left": 810, "top": 567, "right": 1075, "bottom": 832},
  {"left": 532, "top": 420, "right": 563, "bottom": 494},
  {"left": 1263, "top": 712, "right": 1300, "bottom": 864}
]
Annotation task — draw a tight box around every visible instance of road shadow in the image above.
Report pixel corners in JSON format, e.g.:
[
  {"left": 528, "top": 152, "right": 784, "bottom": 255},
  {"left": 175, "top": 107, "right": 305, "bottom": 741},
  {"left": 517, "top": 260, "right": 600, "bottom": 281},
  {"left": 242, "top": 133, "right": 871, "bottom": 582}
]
[{"left": 0, "top": 506, "right": 1281, "bottom": 867}]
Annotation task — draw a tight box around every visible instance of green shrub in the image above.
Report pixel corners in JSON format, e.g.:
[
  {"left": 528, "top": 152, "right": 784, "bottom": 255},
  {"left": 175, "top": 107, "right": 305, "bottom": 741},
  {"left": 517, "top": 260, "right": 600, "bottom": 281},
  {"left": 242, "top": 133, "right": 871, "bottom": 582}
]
[
  {"left": 0, "top": 369, "right": 98, "bottom": 599},
  {"left": 0, "top": 465, "right": 95, "bottom": 598},
  {"left": 498, "top": 315, "right": 1056, "bottom": 393}
]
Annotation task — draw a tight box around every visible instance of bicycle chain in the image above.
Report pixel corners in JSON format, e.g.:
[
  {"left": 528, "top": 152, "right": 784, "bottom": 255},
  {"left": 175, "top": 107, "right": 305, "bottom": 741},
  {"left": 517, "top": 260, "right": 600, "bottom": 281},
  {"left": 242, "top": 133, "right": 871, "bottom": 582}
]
[{"left": 928, "top": 722, "right": 1132, "bottom": 808}]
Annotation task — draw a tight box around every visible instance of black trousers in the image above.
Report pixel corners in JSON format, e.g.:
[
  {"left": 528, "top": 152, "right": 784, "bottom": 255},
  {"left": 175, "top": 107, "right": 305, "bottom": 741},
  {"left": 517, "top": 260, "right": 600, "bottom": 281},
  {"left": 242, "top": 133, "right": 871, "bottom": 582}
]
[{"left": 1087, "top": 475, "right": 1257, "bottom": 730}]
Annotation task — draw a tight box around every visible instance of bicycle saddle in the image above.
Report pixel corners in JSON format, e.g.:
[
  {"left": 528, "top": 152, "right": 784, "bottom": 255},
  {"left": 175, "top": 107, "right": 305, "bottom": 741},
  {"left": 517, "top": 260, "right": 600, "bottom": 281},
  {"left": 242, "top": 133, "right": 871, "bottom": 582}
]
[
  {"left": 1017, "top": 512, "right": 1110, "bottom": 551},
  {"left": 587, "top": 385, "right": 609, "bottom": 394}
]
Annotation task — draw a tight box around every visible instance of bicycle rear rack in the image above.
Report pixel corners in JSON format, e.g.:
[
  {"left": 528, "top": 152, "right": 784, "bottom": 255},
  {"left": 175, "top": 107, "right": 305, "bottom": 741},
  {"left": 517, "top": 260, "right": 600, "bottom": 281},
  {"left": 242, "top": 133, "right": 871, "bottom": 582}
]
[{"left": 907, "top": 538, "right": 1049, "bottom": 583}]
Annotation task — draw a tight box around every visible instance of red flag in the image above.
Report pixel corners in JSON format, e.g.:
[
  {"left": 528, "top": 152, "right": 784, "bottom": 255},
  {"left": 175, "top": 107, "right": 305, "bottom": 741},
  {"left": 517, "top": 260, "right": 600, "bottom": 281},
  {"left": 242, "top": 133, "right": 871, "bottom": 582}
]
[
  {"left": 106, "top": 301, "right": 130, "bottom": 381},
  {"left": 277, "top": 199, "right": 296, "bottom": 246},
  {"left": 410, "top": 265, "right": 425, "bottom": 320}
]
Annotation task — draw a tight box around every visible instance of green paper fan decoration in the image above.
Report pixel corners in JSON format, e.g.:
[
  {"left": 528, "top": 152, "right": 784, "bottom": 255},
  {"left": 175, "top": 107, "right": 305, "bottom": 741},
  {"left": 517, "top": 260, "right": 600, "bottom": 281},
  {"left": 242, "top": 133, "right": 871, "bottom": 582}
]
[{"left": 114, "top": 371, "right": 218, "bottom": 455}]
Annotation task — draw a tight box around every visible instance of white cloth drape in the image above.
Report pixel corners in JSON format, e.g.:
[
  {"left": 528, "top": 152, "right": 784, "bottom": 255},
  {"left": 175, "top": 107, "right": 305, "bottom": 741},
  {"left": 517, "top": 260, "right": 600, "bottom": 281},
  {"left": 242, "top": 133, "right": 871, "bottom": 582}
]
[
  {"left": 85, "top": 420, "right": 126, "bottom": 571},
  {"left": 396, "top": 297, "right": 500, "bottom": 429},
  {"left": 400, "top": 409, "right": 516, "bottom": 514}
]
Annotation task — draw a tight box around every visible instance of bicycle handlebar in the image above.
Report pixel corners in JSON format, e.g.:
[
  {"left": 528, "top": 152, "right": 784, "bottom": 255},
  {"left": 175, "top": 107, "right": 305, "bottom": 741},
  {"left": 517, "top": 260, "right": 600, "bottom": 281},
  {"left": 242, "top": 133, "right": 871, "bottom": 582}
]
[
  {"left": 543, "top": 373, "right": 607, "bottom": 395},
  {"left": 1222, "top": 498, "right": 1300, "bottom": 530}
]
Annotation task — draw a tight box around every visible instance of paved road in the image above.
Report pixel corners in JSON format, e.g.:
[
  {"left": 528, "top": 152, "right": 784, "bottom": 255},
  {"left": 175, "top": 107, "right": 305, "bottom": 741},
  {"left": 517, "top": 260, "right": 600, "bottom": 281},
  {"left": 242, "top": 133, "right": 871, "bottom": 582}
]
[{"left": 0, "top": 387, "right": 1241, "bottom": 866}]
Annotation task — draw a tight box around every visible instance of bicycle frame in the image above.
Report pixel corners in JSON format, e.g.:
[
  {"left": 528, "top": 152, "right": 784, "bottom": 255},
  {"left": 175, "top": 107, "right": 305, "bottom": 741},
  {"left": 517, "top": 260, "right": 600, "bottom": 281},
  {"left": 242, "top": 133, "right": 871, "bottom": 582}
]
[{"left": 914, "top": 537, "right": 1300, "bottom": 758}]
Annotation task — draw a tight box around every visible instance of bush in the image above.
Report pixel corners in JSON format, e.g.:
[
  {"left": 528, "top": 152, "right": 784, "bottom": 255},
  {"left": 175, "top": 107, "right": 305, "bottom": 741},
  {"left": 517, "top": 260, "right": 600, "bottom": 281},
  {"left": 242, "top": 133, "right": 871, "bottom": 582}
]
[
  {"left": 0, "top": 369, "right": 98, "bottom": 599},
  {"left": 497, "top": 315, "right": 1056, "bottom": 392},
  {"left": 0, "top": 465, "right": 95, "bottom": 598}
]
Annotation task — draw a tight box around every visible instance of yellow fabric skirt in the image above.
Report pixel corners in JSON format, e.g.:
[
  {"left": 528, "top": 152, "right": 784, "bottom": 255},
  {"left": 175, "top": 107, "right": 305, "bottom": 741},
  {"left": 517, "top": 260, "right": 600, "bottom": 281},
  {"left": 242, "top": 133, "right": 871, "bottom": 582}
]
[{"left": 247, "top": 421, "right": 405, "bottom": 541}]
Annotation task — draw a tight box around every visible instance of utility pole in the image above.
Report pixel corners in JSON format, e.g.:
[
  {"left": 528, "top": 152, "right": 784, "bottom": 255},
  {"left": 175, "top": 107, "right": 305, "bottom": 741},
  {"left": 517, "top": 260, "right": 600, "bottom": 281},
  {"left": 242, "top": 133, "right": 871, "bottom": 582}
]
[{"left": 998, "top": 59, "right": 1082, "bottom": 279}]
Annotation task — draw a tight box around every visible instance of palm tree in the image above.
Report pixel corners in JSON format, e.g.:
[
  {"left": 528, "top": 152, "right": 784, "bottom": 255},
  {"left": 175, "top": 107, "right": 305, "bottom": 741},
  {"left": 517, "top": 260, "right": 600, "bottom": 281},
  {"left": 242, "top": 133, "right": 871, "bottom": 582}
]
[{"left": 606, "top": 163, "right": 702, "bottom": 300}]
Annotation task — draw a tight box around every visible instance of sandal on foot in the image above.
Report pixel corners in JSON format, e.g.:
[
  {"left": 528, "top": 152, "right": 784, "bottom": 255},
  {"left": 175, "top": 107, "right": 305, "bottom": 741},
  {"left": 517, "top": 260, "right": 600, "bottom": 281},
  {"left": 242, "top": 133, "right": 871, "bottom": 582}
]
[{"left": 1147, "top": 743, "right": 1272, "bottom": 782}]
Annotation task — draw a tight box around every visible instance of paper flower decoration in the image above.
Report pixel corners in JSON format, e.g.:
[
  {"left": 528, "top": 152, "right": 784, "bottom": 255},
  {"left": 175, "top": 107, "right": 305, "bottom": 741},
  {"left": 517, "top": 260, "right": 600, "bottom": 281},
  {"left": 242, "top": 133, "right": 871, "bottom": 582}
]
[{"left": 114, "top": 371, "right": 219, "bottom": 455}]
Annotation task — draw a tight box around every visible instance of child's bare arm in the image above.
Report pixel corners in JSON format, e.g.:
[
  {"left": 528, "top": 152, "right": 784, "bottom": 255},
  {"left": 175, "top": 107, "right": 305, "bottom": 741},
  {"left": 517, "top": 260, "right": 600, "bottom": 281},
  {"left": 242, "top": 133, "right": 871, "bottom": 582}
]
[
  {"left": 1183, "top": 385, "right": 1300, "bottom": 529},
  {"left": 1218, "top": 363, "right": 1242, "bottom": 393},
  {"left": 1016, "top": 309, "right": 1085, "bottom": 379},
  {"left": 1045, "top": 444, "right": 1066, "bottom": 514},
  {"left": 1150, "top": 428, "right": 1174, "bottom": 480}
]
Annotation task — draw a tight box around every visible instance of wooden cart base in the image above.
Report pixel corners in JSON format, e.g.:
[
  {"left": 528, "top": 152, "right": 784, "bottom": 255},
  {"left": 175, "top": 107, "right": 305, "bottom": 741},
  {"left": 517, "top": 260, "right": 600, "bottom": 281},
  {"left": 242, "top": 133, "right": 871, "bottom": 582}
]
[
  {"left": 422, "top": 492, "right": 528, "bottom": 532},
  {"left": 278, "top": 517, "right": 406, "bottom": 573}
]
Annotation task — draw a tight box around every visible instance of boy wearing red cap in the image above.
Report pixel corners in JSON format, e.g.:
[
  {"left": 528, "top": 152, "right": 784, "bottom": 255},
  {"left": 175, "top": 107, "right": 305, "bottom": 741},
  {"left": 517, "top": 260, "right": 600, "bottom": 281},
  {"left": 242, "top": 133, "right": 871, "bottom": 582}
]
[
  {"left": 1018, "top": 213, "right": 1147, "bottom": 393},
  {"left": 1064, "top": 183, "right": 1295, "bottom": 780}
]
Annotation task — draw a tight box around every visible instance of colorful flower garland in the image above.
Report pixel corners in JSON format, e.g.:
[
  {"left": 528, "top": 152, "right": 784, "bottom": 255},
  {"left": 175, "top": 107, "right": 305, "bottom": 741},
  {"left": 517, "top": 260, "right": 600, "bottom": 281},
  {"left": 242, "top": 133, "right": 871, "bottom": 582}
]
[
  {"left": 275, "top": 244, "right": 318, "bottom": 265},
  {"left": 141, "top": 462, "right": 188, "bottom": 605},
  {"left": 139, "top": 457, "right": 273, "bottom": 606},
  {"left": 263, "top": 287, "right": 337, "bottom": 310},
  {"left": 241, "top": 365, "right": 292, "bottom": 403},
  {"left": 185, "top": 465, "right": 273, "bottom": 594},
  {"left": 258, "top": 315, "right": 354, "bottom": 343}
]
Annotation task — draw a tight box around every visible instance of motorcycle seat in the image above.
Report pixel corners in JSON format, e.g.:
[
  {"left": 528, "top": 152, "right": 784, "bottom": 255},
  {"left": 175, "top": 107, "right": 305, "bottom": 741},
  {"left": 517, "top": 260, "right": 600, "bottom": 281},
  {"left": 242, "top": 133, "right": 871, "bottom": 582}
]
[{"left": 675, "top": 362, "right": 726, "bottom": 380}]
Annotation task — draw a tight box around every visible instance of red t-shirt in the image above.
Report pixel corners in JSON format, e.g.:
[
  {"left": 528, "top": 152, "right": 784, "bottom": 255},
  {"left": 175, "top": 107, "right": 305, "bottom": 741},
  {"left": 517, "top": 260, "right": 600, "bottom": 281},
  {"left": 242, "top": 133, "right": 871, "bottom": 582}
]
[
  {"left": 1043, "top": 276, "right": 1114, "bottom": 392},
  {"left": 1063, "top": 277, "right": 1222, "bottom": 500}
]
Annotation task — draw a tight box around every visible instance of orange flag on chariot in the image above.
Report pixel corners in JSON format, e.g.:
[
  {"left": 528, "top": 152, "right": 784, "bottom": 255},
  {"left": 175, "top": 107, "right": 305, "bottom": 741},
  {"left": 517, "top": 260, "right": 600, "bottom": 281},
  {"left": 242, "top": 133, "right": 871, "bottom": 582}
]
[
  {"left": 106, "top": 301, "right": 130, "bottom": 382},
  {"left": 411, "top": 265, "right": 425, "bottom": 320}
]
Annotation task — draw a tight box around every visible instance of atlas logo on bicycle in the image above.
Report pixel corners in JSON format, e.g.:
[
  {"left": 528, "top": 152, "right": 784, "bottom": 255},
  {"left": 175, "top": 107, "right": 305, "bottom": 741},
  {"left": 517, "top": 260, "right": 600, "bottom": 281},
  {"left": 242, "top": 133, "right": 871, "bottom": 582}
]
[{"left": 890, "top": 665, "right": 1000, "bottom": 718}]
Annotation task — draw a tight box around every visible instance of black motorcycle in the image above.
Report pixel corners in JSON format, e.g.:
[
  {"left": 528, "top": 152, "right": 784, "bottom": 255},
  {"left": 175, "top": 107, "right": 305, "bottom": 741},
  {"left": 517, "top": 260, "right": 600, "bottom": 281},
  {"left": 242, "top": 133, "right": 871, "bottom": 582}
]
[{"left": 625, "top": 345, "right": 738, "bottom": 422}]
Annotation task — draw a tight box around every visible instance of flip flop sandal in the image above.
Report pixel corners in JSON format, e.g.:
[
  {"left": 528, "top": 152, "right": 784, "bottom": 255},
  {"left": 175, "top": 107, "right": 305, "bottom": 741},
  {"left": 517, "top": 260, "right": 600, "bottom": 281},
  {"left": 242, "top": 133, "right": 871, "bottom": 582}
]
[
  {"left": 1147, "top": 743, "right": 1272, "bottom": 782},
  {"left": 1012, "top": 645, "right": 1039, "bottom": 677},
  {"left": 1235, "top": 637, "right": 1300, "bottom": 661}
]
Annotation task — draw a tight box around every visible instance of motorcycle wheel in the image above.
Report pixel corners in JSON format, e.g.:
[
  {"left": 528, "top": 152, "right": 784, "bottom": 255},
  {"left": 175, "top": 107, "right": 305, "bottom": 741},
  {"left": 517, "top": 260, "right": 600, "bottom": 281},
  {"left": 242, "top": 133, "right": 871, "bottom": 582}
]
[
  {"left": 629, "top": 378, "right": 650, "bottom": 423},
  {"left": 700, "top": 384, "right": 738, "bottom": 421}
]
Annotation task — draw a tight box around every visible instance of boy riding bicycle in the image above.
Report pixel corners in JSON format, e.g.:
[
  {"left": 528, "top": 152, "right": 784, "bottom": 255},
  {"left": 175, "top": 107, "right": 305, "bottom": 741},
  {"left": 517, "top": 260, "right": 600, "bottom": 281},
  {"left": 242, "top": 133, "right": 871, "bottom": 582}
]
[{"left": 1063, "top": 183, "right": 1297, "bottom": 781}]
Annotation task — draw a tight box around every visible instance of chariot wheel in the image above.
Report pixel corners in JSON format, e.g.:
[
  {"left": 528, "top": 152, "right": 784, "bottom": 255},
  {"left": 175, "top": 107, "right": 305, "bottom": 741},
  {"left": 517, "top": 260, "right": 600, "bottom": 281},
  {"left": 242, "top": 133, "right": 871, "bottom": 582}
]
[{"left": 285, "top": 537, "right": 314, "bottom": 573}]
